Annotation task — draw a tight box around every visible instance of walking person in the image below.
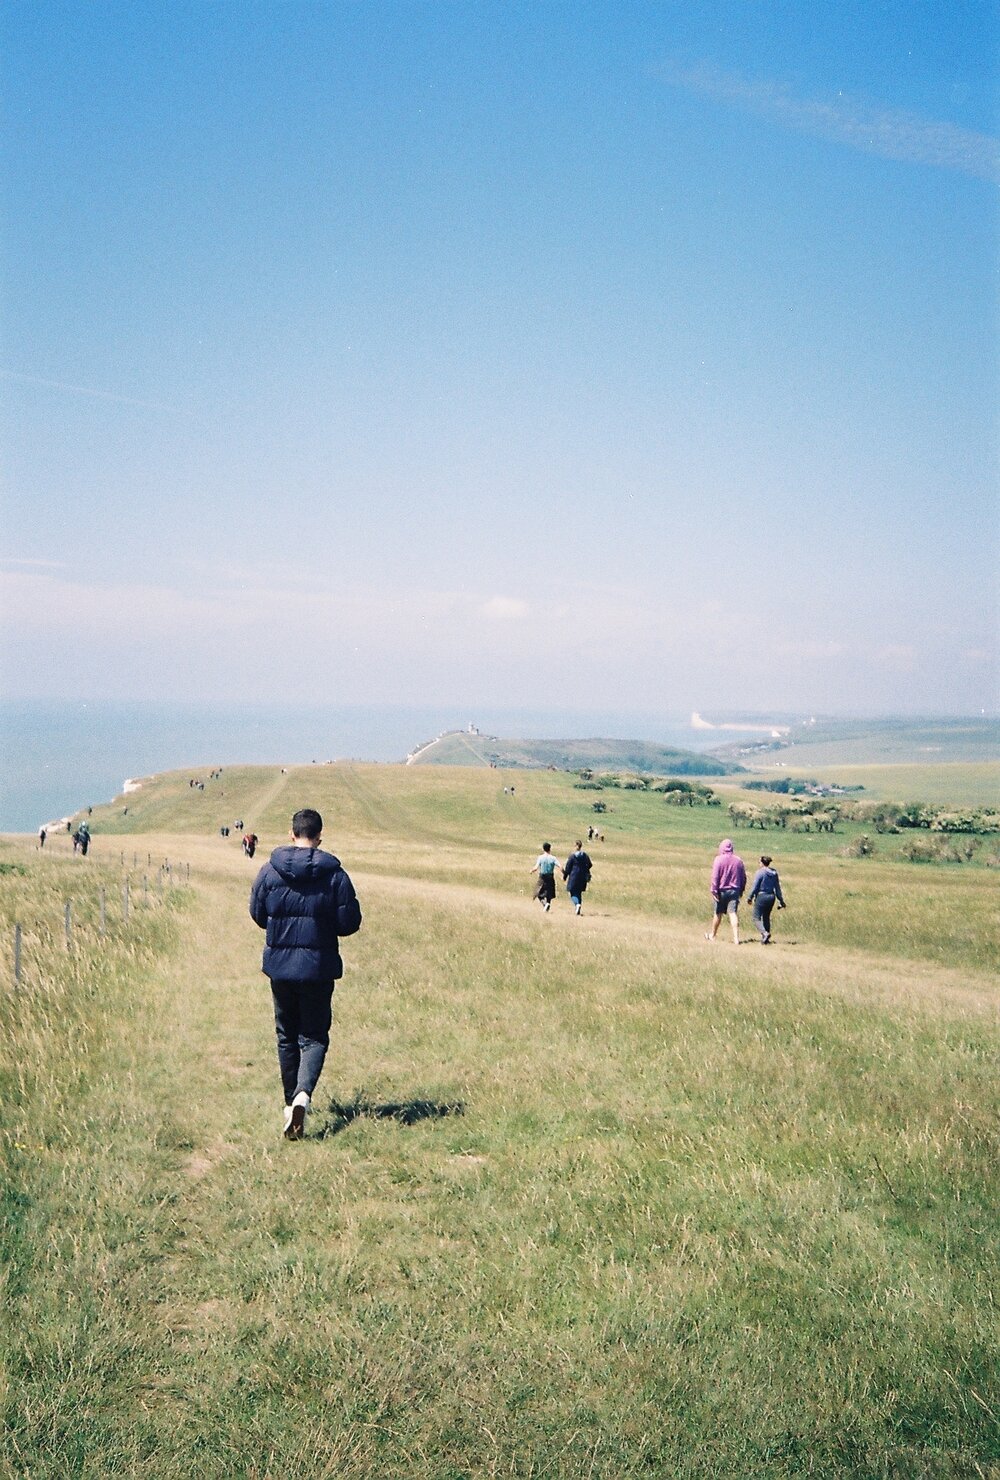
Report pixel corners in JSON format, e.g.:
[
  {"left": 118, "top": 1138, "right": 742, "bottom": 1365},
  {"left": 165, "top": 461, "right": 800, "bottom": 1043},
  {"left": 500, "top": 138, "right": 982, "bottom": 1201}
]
[
  {"left": 250, "top": 808, "right": 362, "bottom": 1140},
  {"left": 706, "top": 838, "right": 746, "bottom": 944},
  {"left": 530, "top": 842, "right": 562, "bottom": 911},
  {"left": 747, "top": 854, "right": 786, "bottom": 944},
  {"left": 563, "top": 841, "right": 593, "bottom": 915},
  {"left": 38, "top": 826, "right": 46, "bottom": 848}
]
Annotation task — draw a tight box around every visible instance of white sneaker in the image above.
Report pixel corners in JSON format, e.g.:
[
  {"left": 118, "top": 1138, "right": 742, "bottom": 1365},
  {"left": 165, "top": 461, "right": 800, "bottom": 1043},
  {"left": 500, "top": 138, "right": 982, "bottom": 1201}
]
[
  {"left": 282, "top": 1104, "right": 294, "bottom": 1136},
  {"left": 575, "top": 903, "right": 582, "bottom": 915},
  {"left": 285, "top": 1090, "right": 310, "bottom": 1140}
]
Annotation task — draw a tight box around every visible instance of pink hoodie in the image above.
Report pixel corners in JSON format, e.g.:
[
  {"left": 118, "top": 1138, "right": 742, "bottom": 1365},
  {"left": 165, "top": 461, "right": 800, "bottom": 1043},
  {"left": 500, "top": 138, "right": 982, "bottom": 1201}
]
[{"left": 711, "top": 839, "right": 746, "bottom": 896}]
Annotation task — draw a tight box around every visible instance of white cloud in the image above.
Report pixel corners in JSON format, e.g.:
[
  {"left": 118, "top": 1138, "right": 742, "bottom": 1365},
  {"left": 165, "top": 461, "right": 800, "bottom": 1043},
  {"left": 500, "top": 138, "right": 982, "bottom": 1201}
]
[
  {"left": 0, "top": 368, "right": 200, "bottom": 421},
  {"left": 776, "top": 640, "right": 847, "bottom": 660},
  {"left": 480, "top": 596, "right": 530, "bottom": 621},
  {"left": 661, "top": 62, "right": 1000, "bottom": 184},
  {"left": 0, "top": 556, "right": 68, "bottom": 570}
]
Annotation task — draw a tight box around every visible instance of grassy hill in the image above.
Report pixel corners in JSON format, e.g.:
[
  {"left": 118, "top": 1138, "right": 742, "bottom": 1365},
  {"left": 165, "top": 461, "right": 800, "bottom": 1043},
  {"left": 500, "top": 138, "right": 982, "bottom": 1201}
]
[
  {"left": 715, "top": 715, "right": 1000, "bottom": 767},
  {"left": 408, "top": 731, "right": 743, "bottom": 775},
  {"left": 2, "top": 761, "right": 998, "bottom": 1476}
]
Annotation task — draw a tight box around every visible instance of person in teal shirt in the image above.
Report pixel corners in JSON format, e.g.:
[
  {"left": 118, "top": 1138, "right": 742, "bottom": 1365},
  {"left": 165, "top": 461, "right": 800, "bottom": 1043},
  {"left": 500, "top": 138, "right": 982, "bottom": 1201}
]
[{"left": 531, "top": 842, "right": 562, "bottom": 912}]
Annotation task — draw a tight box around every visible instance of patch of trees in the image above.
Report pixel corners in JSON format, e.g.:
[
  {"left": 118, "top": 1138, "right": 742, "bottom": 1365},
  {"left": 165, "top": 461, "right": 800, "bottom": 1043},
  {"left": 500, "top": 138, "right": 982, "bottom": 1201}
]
[
  {"left": 743, "top": 778, "right": 864, "bottom": 797},
  {"left": 727, "top": 796, "right": 1000, "bottom": 839},
  {"left": 846, "top": 801, "right": 1000, "bottom": 835},
  {"left": 574, "top": 773, "right": 719, "bottom": 805}
]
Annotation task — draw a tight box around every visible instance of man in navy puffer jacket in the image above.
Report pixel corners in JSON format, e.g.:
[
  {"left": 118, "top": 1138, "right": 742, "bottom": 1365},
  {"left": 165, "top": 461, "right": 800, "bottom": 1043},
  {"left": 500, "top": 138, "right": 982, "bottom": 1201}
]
[{"left": 250, "top": 808, "right": 362, "bottom": 1139}]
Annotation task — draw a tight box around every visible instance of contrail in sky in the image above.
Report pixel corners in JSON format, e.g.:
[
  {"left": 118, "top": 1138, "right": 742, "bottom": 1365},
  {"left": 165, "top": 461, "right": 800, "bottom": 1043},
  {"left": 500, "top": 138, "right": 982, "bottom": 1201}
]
[
  {"left": 661, "top": 62, "right": 1000, "bottom": 184},
  {"left": 0, "top": 368, "right": 197, "bottom": 419}
]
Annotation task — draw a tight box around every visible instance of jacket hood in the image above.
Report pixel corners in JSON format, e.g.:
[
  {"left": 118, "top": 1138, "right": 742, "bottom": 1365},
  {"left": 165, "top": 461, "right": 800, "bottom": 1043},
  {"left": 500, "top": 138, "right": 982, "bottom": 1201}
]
[
  {"left": 718, "top": 839, "right": 734, "bottom": 853},
  {"left": 269, "top": 844, "right": 342, "bottom": 884}
]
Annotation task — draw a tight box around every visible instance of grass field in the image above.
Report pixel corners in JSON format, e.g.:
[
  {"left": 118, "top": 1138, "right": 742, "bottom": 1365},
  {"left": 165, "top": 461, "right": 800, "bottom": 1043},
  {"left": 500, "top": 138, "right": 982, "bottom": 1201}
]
[
  {"left": 769, "top": 762, "right": 999, "bottom": 809},
  {"left": 2, "top": 763, "right": 998, "bottom": 1476}
]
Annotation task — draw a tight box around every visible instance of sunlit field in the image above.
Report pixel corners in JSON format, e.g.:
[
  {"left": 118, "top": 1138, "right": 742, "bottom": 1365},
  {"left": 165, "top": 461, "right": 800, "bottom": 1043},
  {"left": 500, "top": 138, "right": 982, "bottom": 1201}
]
[{"left": 2, "top": 763, "right": 997, "bottom": 1476}]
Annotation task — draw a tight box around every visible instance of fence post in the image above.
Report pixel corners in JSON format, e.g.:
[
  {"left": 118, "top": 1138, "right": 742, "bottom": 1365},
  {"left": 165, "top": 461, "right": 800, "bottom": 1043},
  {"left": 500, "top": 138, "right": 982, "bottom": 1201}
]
[
  {"left": 99, "top": 886, "right": 107, "bottom": 939},
  {"left": 143, "top": 876, "right": 148, "bottom": 907},
  {"left": 186, "top": 862, "right": 191, "bottom": 883},
  {"left": 65, "top": 900, "right": 72, "bottom": 952},
  {"left": 123, "top": 878, "right": 129, "bottom": 924},
  {"left": 14, "top": 923, "right": 22, "bottom": 985}
]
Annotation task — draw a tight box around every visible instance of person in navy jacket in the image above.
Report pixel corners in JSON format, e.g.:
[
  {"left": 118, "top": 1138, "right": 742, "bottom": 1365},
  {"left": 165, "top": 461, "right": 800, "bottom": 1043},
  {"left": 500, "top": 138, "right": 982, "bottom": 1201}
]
[
  {"left": 250, "top": 808, "right": 362, "bottom": 1139},
  {"left": 746, "top": 854, "right": 786, "bottom": 944}
]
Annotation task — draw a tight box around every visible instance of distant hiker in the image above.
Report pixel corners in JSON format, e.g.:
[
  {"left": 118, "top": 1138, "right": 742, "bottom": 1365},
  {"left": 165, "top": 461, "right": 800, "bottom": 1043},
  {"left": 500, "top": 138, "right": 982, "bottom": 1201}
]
[
  {"left": 38, "top": 826, "right": 47, "bottom": 848},
  {"left": 563, "top": 842, "right": 592, "bottom": 916},
  {"left": 250, "top": 808, "right": 362, "bottom": 1141},
  {"left": 531, "top": 842, "right": 562, "bottom": 912},
  {"left": 587, "top": 826, "right": 594, "bottom": 840},
  {"left": 747, "top": 855, "right": 786, "bottom": 944},
  {"left": 243, "top": 832, "right": 258, "bottom": 859},
  {"left": 706, "top": 838, "right": 746, "bottom": 944}
]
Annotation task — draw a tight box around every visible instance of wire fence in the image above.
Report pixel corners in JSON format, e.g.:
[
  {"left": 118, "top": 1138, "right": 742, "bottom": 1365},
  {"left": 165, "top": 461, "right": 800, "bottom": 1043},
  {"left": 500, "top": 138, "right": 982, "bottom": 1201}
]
[{"left": 6, "top": 857, "right": 192, "bottom": 988}]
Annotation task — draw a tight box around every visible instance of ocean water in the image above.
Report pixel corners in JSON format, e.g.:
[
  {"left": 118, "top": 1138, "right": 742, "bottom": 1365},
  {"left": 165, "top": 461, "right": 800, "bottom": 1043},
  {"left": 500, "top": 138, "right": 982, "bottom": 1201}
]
[{"left": 0, "top": 700, "right": 730, "bottom": 833}]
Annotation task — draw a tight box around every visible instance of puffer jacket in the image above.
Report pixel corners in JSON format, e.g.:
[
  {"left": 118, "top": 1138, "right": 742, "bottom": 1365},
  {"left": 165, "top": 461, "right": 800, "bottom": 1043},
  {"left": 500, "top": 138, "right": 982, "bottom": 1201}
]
[{"left": 250, "top": 845, "right": 361, "bottom": 982}]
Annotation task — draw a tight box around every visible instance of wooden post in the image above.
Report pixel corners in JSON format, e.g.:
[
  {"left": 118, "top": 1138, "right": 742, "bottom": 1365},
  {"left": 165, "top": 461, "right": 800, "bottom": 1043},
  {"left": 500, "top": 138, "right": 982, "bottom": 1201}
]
[
  {"left": 99, "top": 887, "right": 107, "bottom": 938},
  {"left": 14, "top": 923, "right": 22, "bottom": 985},
  {"left": 143, "top": 876, "right": 148, "bottom": 906}
]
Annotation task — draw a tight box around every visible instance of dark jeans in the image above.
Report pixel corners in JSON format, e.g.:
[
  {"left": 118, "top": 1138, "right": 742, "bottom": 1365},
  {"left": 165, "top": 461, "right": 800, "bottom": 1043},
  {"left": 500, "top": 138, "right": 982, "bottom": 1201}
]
[
  {"left": 270, "top": 979, "right": 334, "bottom": 1103},
  {"left": 752, "top": 894, "right": 775, "bottom": 939}
]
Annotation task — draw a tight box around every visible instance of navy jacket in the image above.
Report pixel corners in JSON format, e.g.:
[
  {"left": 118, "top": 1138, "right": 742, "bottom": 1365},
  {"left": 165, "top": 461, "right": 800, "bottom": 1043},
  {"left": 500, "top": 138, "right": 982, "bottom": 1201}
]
[
  {"left": 250, "top": 845, "right": 361, "bottom": 983},
  {"left": 563, "top": 850, "right": 593, "bottom": 894},
  {"left": 747, "top": 866, "right": 785, "bottom": 906}
]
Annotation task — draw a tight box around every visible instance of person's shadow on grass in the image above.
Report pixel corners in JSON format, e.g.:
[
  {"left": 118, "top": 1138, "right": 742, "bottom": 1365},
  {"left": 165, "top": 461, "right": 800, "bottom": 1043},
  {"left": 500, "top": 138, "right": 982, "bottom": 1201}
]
[{"left": 316, "top": 1095, "right": 465, "bottom": 1138}]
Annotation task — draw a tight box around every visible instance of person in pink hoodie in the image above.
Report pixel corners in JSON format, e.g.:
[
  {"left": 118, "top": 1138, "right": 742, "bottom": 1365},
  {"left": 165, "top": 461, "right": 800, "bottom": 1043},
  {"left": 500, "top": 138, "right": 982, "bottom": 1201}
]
[{"left": 705, "top": 838, "right": 746, "bottom": 945}]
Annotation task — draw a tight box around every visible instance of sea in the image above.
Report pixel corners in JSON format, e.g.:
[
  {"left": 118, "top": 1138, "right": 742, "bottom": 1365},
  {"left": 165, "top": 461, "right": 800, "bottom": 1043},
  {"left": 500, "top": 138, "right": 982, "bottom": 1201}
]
[{"left": 0, "top": 700, "right": 743, "bottom": 834}]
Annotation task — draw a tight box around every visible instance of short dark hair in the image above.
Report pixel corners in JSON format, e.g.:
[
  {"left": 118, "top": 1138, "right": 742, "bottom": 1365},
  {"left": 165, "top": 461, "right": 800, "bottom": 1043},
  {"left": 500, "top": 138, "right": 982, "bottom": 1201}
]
[
  {"left": 292, "top": 808, "right": 323, "bottom": 840},
  {"left": 542, "top": 842, "right": 551, "bottom": 851},
  {"left": 760, "top": 855, "right": 772, "bottom": 866}
]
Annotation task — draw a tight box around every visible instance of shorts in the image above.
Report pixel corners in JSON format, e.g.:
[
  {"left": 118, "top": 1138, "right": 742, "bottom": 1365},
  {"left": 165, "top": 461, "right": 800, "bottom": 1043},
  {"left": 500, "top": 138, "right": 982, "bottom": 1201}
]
[
  {"left": 714, "top": 888, "right": 741, "bottom": 916},
  {"left": 536, "top": 874, "right": 556, "bottom": 902}
]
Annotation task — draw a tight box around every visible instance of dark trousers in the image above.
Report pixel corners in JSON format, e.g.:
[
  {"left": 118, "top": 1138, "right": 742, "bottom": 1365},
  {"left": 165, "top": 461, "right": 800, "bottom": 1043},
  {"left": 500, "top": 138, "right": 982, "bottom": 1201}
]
[
  {"left": 270, "top": 979, "right": 334, "bottom": 1103},
  {"left": 752, "top": 894, "right": 775, "bottom": 940}
]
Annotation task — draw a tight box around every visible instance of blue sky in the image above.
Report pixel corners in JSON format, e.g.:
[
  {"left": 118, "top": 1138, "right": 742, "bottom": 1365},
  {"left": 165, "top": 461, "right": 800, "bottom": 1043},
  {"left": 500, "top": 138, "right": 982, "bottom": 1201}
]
[{"left": 2, "top": 0, "right": 996, "bottom": 717}]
